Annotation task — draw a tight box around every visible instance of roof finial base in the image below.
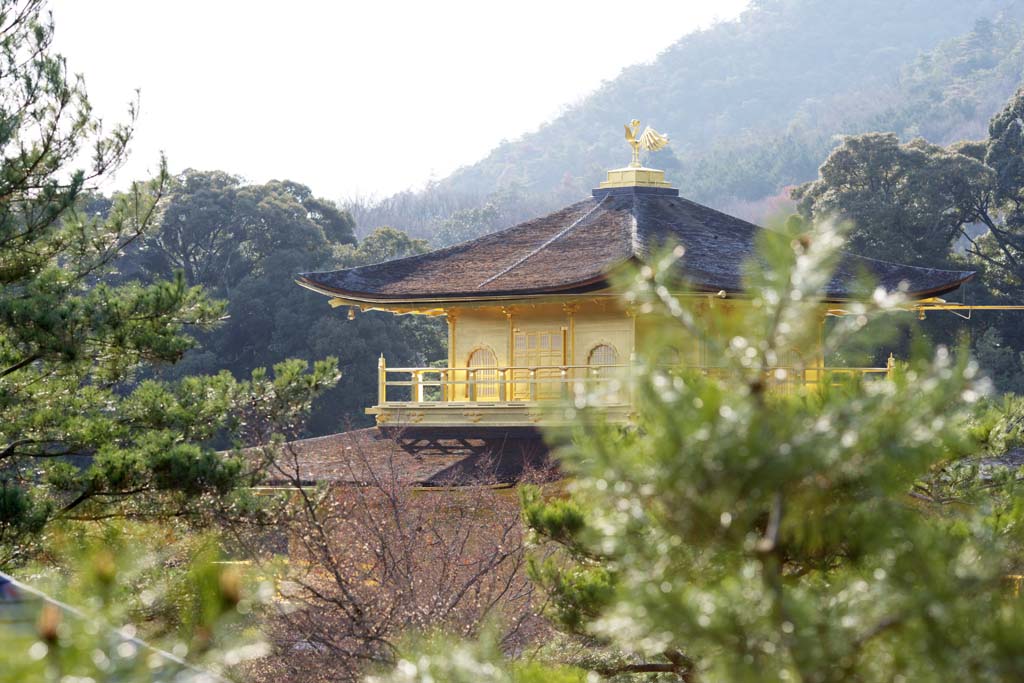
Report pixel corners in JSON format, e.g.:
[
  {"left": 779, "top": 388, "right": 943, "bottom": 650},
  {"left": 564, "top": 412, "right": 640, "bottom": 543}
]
[{"left": 598, "top": 166, "right": 674, "bottom": 189}]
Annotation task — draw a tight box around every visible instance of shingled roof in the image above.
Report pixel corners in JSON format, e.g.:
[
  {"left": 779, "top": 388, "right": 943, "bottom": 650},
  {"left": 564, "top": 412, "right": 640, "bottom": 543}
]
[
  {"left": 297, "top": 186, "right": 974, "bottom": 303},
  {"left": 260, "top": 428, "right": 555, "bottom": 487}
]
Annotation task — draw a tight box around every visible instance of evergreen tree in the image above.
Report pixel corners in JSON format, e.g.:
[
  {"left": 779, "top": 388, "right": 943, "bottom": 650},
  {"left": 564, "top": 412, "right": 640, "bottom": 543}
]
[
  {"left": 0, "top": 0, "right": 338, "bottom": 566},
  {"left": 792, "top": 132, "right": 990, "bottom": 267},
  {"left": 127, "top": 169, "right": 446, "bottom": 435},
  {"left": 795, "top": 87, "right": 1024, "bottom": 290},
  {"left": 374, "top": 221, "right": 1024, "bottom": 681},
  {"left": 794, "top": 87, "right": 1024, "bottom": 390}
]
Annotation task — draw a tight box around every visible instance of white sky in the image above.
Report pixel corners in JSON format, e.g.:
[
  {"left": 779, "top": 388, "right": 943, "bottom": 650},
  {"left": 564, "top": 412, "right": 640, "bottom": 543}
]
[{"left": 51, "top": 1, "right": 748, "bottom": 200}]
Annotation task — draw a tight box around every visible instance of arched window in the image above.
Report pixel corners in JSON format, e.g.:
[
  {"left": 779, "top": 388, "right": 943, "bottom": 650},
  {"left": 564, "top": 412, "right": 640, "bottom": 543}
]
[
  {"left": 467, "top": 347, "right": 499, "bottom": 400},
  {"left": 587, "top": 344, "right": 619, "bottom": 367},
  {"left": 586, "top": 343, "right": 621, "bottom": 403}
]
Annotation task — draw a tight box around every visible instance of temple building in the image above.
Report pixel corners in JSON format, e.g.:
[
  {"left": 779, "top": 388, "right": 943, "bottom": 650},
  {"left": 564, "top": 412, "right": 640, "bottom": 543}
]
[{"left": 296, "top": 123, "right": 974, "bottom": 437}]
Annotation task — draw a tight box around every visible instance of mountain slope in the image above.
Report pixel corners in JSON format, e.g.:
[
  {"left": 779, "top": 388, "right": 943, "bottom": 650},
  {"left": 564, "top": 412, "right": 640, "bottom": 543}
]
[{"left": 348, "top": 0, "right": 1024, "bottom": 241}]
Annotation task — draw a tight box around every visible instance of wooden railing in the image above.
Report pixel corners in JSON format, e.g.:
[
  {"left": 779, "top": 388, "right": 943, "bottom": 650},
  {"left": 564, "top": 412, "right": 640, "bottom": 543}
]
[{"left": 375, "top": 356, "right": 895, "bottom": 405}]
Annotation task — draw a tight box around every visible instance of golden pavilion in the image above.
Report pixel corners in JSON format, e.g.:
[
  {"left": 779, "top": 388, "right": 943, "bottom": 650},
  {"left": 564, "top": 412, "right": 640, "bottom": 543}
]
[{"left": 296, "top": 123, "right": 975, "bottom": 434}]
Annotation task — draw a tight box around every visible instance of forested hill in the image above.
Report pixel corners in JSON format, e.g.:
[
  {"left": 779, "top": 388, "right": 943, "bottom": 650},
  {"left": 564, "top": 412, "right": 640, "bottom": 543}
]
[{"left": 349, "top": 0, "right": 1024, "bottom": 243}]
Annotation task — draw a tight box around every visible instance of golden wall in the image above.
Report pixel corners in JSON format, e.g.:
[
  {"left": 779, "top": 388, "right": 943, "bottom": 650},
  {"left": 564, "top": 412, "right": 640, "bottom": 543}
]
[
  {"left": 443, "top": 298, "right": 827, "bottom": 401},
  {"left": 447, "top": 301, "right": 634, "bottom": 401}
]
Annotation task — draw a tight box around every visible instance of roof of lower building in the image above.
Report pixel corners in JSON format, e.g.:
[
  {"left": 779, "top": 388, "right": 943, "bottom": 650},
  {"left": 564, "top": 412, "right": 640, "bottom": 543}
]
[
  {"left": 297, "top": 185, "right": 974, "bottom": 303},
  {"left": 259, "top": 428, "right": 555, "bottom": 487}
]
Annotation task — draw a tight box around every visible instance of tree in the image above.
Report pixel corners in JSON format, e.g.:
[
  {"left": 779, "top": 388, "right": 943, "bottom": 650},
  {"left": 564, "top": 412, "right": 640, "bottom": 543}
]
[
  {"left": 0, "top": 1, "right": 338, "bottom": 566},
  {"left": 134, "top": 170, "right": 357, "bottom": 296},
  {"left": 129, "top": 170, "right": 360, "bottom": 390},
  {"left": 375, "top": 221, "right": 1024, "bottom": 682},
  {"left": 792, "top": 132, "right": 990, "bottom": 266},
  {"left": 528, "top": 225, "right": 1024, "bottom": 681},
  {"left": 793, "top": 87, "right": 1024, "bottom": 391},
  {"left": 795, "top": 87, "right": 1024, "bottom": 291},
  {"left": 973, "top": 85, "right": 1024, "bottom": 287},
  {"left": 334, "top": 225, "right": 429, "bottom": 267},
  {"left": 227, "top": 435, "right": 539, "bottom": 682},
  {"left": 132, "top": 176, "right": 446, "bottom": 436}
]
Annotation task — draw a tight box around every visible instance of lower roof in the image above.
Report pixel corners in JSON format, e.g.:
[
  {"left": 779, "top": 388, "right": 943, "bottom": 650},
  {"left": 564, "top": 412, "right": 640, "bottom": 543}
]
[{"left": 258, "top": 428, "right": 555, "bottom": 487}]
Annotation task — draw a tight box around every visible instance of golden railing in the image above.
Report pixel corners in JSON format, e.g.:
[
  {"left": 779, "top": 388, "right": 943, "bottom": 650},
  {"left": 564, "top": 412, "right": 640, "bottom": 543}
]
[
  {"left": 375, "top": 356, "right": 894, "bottom": 405},
  {"left": 378, "top": 360, "right": 630, "bottom": 404}
]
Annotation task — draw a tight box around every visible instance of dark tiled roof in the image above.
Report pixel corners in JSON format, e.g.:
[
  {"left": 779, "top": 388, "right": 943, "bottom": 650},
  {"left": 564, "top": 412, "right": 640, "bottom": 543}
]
[
  {"left": 298, "top": 186, "right": 974, "bottom": 302},
  {"left": 262, "top": 428, "right": 555, "bottom": 487}
]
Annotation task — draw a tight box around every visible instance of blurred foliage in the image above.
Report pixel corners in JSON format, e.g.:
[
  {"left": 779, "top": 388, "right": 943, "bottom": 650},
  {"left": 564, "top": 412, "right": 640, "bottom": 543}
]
[
  {"left": 966, "top": 394, "right": 1024, "bottom": 455},
  {"left": 0, "top": 520, "right": 271, "bottom": 682},
  {"left": 521, "top": 225, "right": 1024, "bottom": 681},
  {"left": 376, "top": 221, "right": 1024, "bottom": 681},
  {"left": 364, "top": 631, "right": 588, "bottom": 683}
]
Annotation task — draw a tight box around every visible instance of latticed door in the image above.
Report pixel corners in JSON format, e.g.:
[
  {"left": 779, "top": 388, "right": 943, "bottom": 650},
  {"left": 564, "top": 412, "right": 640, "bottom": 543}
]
[
  {"left": 467, "top": 347, "right": 499, "bottom": 401},
  {"left": 512, "top": 328, "right": 565, "bottom": 400}
]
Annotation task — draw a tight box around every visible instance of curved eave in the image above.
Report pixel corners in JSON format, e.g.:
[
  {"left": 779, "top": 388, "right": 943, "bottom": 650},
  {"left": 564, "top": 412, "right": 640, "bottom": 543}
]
[
  {"left": 899, "top": 271, "right": 977, "bottom": 301},
  {"left": 296, "top": 269, "right": 975, "bottom": 308},
  {"left": 293, "top": 273, "right": 614, "bottom": 306}
]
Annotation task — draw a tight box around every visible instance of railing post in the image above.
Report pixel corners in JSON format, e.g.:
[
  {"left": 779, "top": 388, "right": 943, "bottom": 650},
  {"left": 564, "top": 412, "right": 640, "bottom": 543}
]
[
  {"left": 499, "top": 368, "right": 507, "bottom": 402},
  {"left": 629, "top": 352, "right": 637, "bottom": 406},
  {"left": 378, "top": 354, "right": 386, "bottom": 405},
  {"left": 412, "top": 370, "right": 421, "bottom": 403},
  {"left": 560, "top": 367, "right": 568, "bottom": 400},
  {"left": 441, "top": 369, "right": 448, "bottom": 402},
  {"left": 468, "top": 368, "right": 477, "bottom": 402},
  {"left": 529, "top": 369, "right": 537, "bottom": 401},
  {"left": 886, "top": 352, "right": 896, "bottom": 379}
]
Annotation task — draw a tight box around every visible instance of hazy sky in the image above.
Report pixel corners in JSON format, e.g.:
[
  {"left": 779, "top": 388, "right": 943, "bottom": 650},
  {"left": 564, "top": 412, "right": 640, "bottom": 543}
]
[{"left": 51, "top": 1, "right": 748, "bottom": 200}]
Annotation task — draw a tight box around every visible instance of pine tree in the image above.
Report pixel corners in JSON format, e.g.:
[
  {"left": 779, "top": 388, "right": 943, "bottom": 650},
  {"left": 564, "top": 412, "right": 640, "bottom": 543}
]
[
  {"left": 375, "top": 220, "right": 1024, "bottom": 682},
  {"left": 0, "top": 0, "right": 338, "bottom": 566}
]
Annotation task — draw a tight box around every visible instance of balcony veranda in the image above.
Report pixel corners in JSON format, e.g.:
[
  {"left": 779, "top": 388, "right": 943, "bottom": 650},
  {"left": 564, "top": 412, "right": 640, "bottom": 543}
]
[{"left": 368, "top": 356, "right": 895, "bottom": 430}]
